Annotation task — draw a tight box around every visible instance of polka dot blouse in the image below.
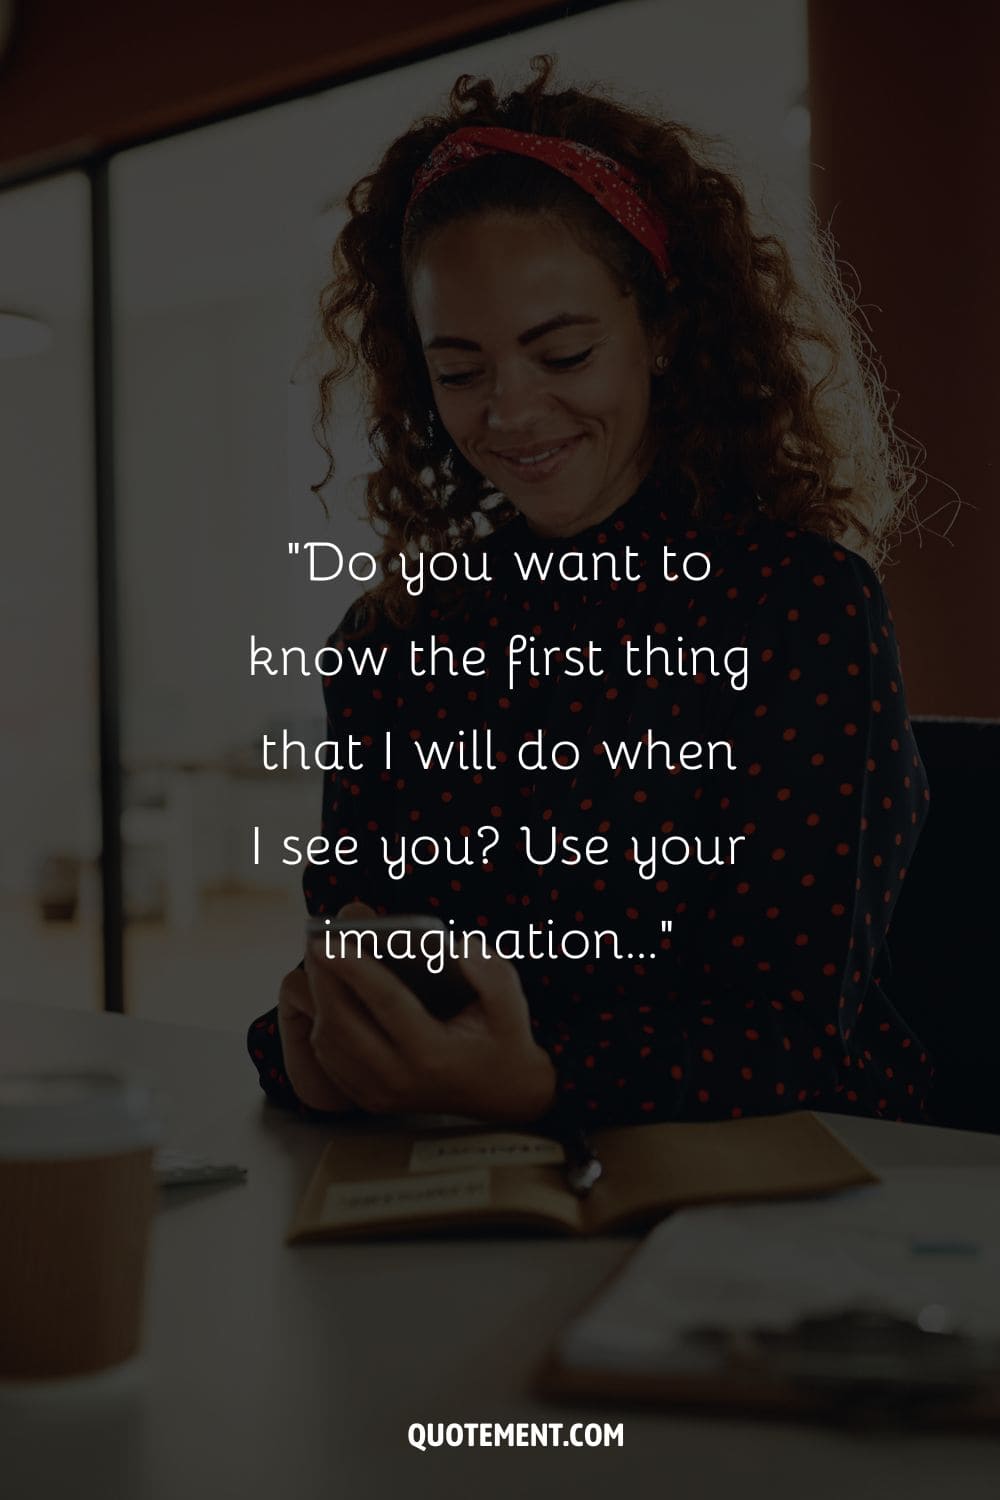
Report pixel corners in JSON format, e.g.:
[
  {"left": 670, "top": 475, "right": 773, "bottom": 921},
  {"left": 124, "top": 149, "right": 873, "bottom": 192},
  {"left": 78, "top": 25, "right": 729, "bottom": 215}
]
[{"left": 248, "top": 476, "right": 933, "bottom": 1126}]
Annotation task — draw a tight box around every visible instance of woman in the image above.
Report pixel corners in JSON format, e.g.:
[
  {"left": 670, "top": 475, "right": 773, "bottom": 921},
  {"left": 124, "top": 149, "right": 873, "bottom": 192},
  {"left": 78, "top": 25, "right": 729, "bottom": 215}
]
[{"left": 248, "top": 60, "right": 931, "bottom": 1128}]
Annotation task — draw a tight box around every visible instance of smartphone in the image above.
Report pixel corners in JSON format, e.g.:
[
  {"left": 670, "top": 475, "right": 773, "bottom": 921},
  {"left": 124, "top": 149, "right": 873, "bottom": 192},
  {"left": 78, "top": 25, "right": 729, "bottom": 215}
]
[{"left": 304, "top": 915, "right": 478, "bottom": 1022}]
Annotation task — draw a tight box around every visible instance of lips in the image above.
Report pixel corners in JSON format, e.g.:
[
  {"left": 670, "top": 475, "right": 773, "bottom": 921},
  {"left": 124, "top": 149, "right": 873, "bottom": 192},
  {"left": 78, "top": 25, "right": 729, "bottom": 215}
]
[{"left": 490, "top": 434, "right": 585, "bottom": 483}]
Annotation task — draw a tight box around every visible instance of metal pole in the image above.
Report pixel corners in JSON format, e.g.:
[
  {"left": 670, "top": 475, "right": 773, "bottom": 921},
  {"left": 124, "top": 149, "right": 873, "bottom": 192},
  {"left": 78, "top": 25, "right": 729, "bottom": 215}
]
[{"left": 89, "top": 157, "right": 125, "bottom": 1013}]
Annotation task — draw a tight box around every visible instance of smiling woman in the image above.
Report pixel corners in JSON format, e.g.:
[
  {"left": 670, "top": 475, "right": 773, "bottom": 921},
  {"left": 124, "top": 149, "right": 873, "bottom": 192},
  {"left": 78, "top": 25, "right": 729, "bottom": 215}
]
[
  {"left": 247, "top": 58, "right": 934, "bottom": 1131},
  {"left": 411, "top": 213, "right": 660, "bottom": 537}
]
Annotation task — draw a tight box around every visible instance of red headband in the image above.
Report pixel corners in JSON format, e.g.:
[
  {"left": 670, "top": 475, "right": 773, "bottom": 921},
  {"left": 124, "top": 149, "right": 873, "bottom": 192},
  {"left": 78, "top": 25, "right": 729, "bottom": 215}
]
[{"left": 405, "top": 125, "right": 672, "bottom": 279}]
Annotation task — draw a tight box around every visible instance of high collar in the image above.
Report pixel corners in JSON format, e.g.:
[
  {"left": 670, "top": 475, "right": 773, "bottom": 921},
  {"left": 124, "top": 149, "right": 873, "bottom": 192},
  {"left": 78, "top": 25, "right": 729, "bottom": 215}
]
[{"left": 498, "top": 470, "right": 676, "bottom": 553}]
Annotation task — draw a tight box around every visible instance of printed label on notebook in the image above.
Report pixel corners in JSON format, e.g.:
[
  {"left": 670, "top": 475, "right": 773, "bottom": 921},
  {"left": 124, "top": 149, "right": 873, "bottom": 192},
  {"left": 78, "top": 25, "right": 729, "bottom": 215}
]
[
  {"left": 408, "top": 1133, "right": 566, "bottom": 1173},
  {"left": 322, "top": 1170, "right": 491, "bottom": 1226}
]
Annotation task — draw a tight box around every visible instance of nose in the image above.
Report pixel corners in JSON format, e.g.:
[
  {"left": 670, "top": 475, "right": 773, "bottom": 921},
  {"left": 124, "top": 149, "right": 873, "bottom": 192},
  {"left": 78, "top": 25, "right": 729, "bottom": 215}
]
[{"left": 483, "top": 366, "right": 545, "bottom": 435}]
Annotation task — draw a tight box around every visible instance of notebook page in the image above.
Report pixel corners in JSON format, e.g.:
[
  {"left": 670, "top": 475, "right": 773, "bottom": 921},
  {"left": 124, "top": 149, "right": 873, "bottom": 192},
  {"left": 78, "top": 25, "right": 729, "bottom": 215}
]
[{"left": 559, "top": 1168, "right": 1000, "bottom": 1374}]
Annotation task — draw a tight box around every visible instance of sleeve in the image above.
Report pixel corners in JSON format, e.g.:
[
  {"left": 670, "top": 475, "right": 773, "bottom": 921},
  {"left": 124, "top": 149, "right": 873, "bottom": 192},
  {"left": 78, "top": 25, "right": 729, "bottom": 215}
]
[
  {"left": 246, "top": 603, "right": 398, "bottom": 1110},
  {"left": 247, "top": 1008, "right": 303, "bottom": 1112},
  {"left": 534, "top": 537, "right": 932, "bottom": 1127}
]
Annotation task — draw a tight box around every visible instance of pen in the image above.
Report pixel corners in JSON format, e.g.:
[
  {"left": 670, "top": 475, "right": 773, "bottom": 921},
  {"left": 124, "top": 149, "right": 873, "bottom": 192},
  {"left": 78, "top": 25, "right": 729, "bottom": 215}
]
[{"left": 562, "top": 1129, "right": 603, "bottom": 1197}]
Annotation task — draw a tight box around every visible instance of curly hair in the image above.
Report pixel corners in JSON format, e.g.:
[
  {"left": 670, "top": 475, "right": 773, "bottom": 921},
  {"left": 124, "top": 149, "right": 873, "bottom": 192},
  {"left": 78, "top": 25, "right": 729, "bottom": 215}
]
[{"left": 315, "top": 56, "right": 917, "bottom": 626}]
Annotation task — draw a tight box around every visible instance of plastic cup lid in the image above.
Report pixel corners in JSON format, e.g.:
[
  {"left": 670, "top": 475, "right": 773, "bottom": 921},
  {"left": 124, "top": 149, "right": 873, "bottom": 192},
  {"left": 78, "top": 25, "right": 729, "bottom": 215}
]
[{"left": 0, "top": 1072, "right": 160, "bottom": 1160}]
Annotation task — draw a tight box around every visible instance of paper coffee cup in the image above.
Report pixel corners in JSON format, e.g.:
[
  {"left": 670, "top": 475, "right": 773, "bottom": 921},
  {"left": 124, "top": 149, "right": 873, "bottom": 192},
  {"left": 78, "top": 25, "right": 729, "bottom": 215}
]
[{"left": 0, "top": 1072, "right": 159, "bottom": 1381}]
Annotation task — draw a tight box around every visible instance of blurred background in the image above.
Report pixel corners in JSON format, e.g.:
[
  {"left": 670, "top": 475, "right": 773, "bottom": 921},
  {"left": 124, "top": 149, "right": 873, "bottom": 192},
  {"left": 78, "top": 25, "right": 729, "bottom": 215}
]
[{"left": 0, "top": 0, "right": 993, "bottom": 1034}]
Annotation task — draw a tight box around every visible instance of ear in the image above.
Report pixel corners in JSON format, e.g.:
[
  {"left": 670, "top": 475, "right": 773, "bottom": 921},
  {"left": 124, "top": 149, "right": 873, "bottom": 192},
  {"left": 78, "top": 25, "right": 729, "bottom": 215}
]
[{"left": 649, "top": 321, "right": 677, "bottom": 376}]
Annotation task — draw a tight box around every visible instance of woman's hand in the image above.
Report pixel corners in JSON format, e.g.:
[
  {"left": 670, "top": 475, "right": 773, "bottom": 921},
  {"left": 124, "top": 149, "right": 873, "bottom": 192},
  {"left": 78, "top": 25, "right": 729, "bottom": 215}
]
[
  {"left": 276, "top": 899, "right": 379, "bottom": 1113},
  {"left": 303, "top": 938, "right": 557, "bottom": 1123},
  {"left": 276, "top": 967, "right": 359, "bottom": 1114}
]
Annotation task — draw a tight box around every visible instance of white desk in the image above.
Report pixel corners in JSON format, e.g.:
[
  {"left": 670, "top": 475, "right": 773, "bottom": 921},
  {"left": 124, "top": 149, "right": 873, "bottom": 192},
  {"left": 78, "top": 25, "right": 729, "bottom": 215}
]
[{"left": 3, "top": 1000, "right": 1000, "bottom": 1500}]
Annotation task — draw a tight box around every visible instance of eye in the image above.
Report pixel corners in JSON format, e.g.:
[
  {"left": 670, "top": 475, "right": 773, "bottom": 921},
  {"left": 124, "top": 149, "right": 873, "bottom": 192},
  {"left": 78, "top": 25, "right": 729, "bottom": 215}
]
[
  {"left": 544, "top": 347, "right": 594, "bottom": 370},
  {"left": 434, "top": 369, "right": 481, "bottom": 388}
]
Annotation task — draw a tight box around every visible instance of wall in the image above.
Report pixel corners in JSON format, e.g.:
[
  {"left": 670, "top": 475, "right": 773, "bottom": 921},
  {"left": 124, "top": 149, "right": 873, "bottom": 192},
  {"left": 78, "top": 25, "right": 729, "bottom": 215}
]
[
  {"left": 809, "top": 0, "right": 998, "bottom": 716},
  {"left": 0, "top": 0, "right": 570, "bottom": 178}
]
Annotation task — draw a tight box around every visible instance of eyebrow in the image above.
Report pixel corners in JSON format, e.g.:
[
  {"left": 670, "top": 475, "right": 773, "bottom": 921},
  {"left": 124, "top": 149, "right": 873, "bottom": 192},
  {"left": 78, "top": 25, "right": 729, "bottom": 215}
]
[{"left": 424, "top": 313, "right": 602, "bottom": 353}]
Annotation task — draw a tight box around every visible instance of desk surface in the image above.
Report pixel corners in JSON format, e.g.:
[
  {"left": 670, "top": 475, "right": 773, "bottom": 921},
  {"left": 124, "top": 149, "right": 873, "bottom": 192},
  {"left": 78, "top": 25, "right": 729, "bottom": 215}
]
[{"left": 3, "top": 1000, "right": 1000, "bottom": 1500}]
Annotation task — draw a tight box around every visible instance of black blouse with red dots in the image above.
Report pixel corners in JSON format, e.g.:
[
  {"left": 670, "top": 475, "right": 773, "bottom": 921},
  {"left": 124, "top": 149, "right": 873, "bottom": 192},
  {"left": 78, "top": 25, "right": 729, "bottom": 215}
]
[{"left": 247, "top": 475, "right": 933, "bottom": 1128}]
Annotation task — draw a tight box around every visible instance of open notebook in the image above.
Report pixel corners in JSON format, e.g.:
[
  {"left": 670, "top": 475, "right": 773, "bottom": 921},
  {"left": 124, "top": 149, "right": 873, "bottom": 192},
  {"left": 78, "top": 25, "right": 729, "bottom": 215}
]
[{"left": 288, "top": 1110, "right": 874, "bottom": 1242}]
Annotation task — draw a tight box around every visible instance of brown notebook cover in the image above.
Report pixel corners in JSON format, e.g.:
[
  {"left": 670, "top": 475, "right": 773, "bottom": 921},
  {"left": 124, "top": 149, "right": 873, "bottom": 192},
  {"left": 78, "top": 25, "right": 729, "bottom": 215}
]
[{"left": 288, "top": 1110, "right": 876, "bottom": 1243}]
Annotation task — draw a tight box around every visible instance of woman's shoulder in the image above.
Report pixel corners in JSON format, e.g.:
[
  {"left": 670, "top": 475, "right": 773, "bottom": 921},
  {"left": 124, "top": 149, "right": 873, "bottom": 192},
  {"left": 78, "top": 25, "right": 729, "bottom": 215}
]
[
  {"left": 681, "top": 513, "right": 888, "bottom": 621},
  {"left": 326, "top": 590, "right": 418, "bottom": 649}
]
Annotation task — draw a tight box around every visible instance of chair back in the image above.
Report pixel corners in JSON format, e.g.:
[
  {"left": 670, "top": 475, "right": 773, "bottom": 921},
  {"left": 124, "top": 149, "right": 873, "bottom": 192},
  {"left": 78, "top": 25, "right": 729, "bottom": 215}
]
[{"left": 887, "top": 717, "right": 1000, "bottom": 1132}]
